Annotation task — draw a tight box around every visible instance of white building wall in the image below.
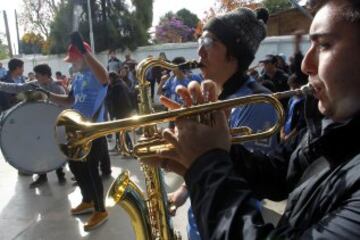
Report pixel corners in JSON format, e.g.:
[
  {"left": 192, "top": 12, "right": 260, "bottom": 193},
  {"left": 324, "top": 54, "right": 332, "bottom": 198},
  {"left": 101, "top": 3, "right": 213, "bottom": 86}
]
[{"left": 1, "top": 35, "right": 310, "bottom": 77}]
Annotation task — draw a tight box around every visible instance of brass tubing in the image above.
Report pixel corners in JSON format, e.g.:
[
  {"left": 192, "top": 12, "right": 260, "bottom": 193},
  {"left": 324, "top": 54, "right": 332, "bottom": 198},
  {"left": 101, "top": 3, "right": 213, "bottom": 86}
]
[{"left": 55, "top": 84, "right": 312, "bottom": 160}]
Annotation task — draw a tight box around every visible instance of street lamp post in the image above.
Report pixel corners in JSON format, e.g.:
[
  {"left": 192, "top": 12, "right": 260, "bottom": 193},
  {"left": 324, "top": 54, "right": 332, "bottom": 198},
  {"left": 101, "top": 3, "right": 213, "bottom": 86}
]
[
  {"left": 2, "top": 10, "right": 13, "bottom": 57},
  {"left": 86, "top": 0, "right": 95, "bottom": 52}
]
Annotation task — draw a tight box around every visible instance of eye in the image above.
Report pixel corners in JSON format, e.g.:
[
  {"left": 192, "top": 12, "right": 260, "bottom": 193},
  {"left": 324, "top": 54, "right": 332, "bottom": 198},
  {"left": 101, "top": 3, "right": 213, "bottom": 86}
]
[{"left": 316, "top": 39, "right": 331, "bottom": 51}]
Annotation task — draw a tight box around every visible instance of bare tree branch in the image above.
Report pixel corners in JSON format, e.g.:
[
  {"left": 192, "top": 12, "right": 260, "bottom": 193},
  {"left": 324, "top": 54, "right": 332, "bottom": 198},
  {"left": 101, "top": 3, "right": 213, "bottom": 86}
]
[{"left": 19, "top": 0, "right": 60, "bottom": 38}]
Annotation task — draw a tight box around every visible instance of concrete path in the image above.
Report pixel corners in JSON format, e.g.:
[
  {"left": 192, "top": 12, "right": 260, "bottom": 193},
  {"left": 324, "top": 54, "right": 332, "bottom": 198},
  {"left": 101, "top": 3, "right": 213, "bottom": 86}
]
[{"left": 0, "top": 140, "right": 189, "bottom": 240}]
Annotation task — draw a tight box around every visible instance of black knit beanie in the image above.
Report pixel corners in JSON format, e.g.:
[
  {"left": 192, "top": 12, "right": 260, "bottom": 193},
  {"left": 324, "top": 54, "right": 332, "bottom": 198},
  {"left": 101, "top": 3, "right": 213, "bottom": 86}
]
[{"left": 204, "top": 7, "right": 269, "bottom": 71}]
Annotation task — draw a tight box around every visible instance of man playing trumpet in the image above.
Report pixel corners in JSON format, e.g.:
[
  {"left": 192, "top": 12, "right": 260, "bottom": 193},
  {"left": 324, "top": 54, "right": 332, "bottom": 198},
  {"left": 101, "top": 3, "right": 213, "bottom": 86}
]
[{"left": 149, "top": 0, "right": 360, "bottom": 239}]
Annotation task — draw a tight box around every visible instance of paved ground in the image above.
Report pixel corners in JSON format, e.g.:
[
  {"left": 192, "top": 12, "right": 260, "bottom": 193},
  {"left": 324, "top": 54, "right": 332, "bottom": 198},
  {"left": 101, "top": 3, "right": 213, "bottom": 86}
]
[
  {"left": 0, "top": 113, "right": 287, "bottom": 240},
  {"left": 0, "top": 139, "right": 189, "bottom": 240}
]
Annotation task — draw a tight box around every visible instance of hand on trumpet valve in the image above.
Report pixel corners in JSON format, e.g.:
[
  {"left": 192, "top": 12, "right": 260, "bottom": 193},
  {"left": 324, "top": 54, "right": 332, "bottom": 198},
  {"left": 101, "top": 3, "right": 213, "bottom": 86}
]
[{"left": 143, "top": 80, "right": 231, "bottom": 173}]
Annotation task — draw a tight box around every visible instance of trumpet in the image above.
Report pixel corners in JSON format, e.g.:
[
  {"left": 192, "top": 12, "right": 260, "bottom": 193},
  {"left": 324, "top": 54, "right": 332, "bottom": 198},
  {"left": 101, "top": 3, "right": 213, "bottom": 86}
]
[{"left": 55, "top": 81, "right": 312, "bottom": 161}]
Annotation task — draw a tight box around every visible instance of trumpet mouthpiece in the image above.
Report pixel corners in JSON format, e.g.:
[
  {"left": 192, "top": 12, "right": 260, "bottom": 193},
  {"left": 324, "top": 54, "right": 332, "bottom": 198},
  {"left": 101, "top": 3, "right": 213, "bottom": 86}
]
[
  {"left": 301, "top": 83, "right": 314, "bottom": 96},
  {"left": 178, "top": 61, "right": 203, "bottom": 70}
]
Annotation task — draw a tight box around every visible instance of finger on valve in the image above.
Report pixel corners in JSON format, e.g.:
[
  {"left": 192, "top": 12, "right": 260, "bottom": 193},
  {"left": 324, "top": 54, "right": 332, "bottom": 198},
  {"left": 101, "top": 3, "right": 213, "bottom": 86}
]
[
  {"left": 175, "top": 85, "right": 192, "bottom": 107},
  {"left": 201, "top": 80, "right": 219, "bottom": 102},
  {"left": 159, "top": 95, "right": 181, "bottom": 110},
  {"left": 188, "top": 81, "right": 204, "bottom": 104}
]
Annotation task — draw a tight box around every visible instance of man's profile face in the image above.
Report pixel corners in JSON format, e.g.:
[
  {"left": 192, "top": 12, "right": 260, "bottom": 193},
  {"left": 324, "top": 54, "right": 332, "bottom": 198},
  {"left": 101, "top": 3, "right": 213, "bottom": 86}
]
[
  {"left": 197, "top": 31, "right": 237, "bottom": 85},
  {"left": 301, "top": 0, "right": 360, "bottom": 122}
]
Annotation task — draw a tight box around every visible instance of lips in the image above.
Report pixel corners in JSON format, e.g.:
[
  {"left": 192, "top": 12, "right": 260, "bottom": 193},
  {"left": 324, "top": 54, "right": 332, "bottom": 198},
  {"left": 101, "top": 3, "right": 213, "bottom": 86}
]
[{"left": 309, "top": 81, "right": 322, "bottom": 99}]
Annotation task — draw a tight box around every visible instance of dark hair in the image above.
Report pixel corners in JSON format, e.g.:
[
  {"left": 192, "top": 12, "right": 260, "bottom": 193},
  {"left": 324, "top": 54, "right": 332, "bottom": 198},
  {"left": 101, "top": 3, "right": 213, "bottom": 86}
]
[
  {"left": 33, "top": 64, "right": 52, "bottom": 77},
  {"left": 8, "top": 58, "right": 24, "bottom": 72},
  {"left": 172, "top": 56, "right": 186, "bottom": 65},
  {"left": 309, "top": 0, "right": 360, "bottom": 23},
  {"left": 109, "top": 71, "right": 119, "bottom": 81},
  {"left": 55, "top": 71, "right": 62, "bottom": 77}
]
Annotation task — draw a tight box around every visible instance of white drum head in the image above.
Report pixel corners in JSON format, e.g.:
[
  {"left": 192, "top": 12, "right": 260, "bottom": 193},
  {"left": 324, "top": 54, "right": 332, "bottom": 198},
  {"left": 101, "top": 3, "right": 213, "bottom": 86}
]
[{"left": 0, "top": 101, "right": 66, "bottom": 173}]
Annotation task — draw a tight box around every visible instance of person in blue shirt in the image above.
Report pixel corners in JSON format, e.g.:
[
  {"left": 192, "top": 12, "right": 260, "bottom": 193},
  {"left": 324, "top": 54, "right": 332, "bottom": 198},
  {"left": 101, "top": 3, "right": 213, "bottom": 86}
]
[
  {"left": 0, "top": 58, "right": 24, "bottom": 112},
  {"left": 46, "top": 32, "right": 109, "bottom": 232},
  {"left": 0, "top": 62, "right": 7, "bottom": 78},
  {"left": 158, "top": 56, "right": 203, "bottom": 129},
  {"left": 280, "top": 74, "right": 306, "bottom": 142},
  {"left": 159, "top": 56, "right": 203, "bottom": 105},
  {"left": 149, "top": 1, "right": 360, "bottom": 239},
  {"left": 157, "top": 8, "right": 274, "bottom": 240}
]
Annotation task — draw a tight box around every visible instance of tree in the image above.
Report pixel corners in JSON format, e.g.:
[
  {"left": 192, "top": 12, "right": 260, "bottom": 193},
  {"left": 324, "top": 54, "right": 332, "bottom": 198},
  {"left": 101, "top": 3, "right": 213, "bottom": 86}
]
[
  {"left": 263, "top": 0, "right": 292, "bottom": 14},
  {"left": 176, "top": 9, "right": 200, "bottom": 29},
  {"left": 47, "top": 0, "right": 73, "bottom": 54},
  {"left": 155, "top": 17, "right": 194, "bottom": 43},
  {"left": 215, "top": 0, "right": 258, "bottom": 13},
  {"left": 194, "top": 0, "right": 265, "bottom": 38},
  {"left": 154, "top": 8, "right": 199, "bottom": 43},
  {"left": 48, "top": 0, "right": 153, "bottom": 54},
  {"left": 20, "top": 0, "right": 65, "bottom": 38},
  {"left": 20, "top": 32, "right": 46, "bottom": 54},
  {"left": 0, "top": 38, "right": 9, "bottom": 60}
]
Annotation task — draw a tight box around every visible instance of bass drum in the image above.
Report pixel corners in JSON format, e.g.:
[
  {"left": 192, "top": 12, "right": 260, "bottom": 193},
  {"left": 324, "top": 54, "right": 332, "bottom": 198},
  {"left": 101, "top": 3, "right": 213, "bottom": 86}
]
[{"left": 0, "top": 101, "right": 67, "bottom": 174}]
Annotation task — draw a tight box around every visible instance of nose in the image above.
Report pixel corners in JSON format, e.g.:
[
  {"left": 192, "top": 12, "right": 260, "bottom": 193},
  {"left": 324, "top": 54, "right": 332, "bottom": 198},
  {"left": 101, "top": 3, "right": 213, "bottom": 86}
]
[{"left": 301, "top": 45, "right": 318, "bottom": 76}]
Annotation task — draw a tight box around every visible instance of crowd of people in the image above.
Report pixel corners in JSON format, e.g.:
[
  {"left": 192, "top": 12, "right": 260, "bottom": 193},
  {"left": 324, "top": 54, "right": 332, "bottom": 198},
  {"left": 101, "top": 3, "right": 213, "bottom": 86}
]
[{"left": 0, "top": 0, "right": 359, "bottom": 238}]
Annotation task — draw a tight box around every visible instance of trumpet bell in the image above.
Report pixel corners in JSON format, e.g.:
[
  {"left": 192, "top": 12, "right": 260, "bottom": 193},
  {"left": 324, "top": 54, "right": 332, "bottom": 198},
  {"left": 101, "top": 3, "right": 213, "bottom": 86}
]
[{"left": 55, "top": 109, "right": 92, "bottom": 161}]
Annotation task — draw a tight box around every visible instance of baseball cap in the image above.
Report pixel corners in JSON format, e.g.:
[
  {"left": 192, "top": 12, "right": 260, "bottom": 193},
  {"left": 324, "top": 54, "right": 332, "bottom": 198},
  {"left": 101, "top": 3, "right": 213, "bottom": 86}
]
[
  {"left": 64, "top": 42, "right": 92, "bottom": 62},
  {"left": 259, "top": 54, "right": 278, "bottom": 64}
]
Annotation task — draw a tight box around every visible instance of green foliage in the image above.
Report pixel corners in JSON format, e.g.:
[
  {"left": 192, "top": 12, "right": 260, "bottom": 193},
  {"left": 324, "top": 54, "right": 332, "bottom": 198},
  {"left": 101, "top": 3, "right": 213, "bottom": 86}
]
[
  {"left": 0, "top": 38, "right": 8, "bottom": 60},
  {"left": 20, "top": 32, "right": 46, "bottom": 54},
  {"left": 176, "top": 9, "right": 200, "bottom": 29},
  {"left": 48, "top": 0, "right": 73, "bottom": 54},
  {"left": 48, "top": 0, "right": 153, "bottom": 54},
  {"left": 263, "top": 0, "right": 292, "bottom": 14}
]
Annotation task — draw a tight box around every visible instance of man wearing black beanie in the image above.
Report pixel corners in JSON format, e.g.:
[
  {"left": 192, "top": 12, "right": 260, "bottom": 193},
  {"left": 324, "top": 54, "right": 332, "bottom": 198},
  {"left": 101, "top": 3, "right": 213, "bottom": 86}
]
[
  {"left": 195, "top": 7, "right": 278, "bottom": 153},
  {"left": 162, "top": 7, "right": 278, "bottom": 240},
  {"left": 156, "top": 0, "right": 360, "bottom": 239}
]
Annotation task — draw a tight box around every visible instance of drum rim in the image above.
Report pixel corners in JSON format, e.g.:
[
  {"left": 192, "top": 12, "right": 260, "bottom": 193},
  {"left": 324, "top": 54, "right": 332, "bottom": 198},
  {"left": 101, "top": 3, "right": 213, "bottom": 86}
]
[{"left": 0, "top": 101, "right": 67, "bottom": 174}]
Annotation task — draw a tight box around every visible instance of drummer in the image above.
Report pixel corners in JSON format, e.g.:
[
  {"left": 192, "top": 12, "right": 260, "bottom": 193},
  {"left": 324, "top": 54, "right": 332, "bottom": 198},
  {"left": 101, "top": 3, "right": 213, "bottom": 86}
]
[
  {"left": 0, "top": 58, "right": 24, "bottom": 112},
  {"left": 0, "top": 63, "right": 67, "bottom": 187}
]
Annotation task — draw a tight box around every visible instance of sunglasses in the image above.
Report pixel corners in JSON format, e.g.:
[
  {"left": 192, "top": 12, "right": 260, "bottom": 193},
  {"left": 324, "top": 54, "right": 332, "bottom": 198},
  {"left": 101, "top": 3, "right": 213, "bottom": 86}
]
[{"left": 198, "top": 36, "right": 218, "bottom": 49}]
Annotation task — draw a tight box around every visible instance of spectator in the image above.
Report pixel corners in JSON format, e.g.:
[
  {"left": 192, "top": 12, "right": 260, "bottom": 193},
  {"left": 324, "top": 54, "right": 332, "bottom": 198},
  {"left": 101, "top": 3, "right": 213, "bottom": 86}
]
[{"left": 107, "top": 49, "right": 122, "bottom": 73}]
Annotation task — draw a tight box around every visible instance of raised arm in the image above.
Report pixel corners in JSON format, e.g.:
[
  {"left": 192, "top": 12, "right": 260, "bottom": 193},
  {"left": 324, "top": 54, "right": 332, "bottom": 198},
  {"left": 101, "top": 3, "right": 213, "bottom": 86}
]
[
  {"left": 70, "top": 32, "right": 109, "bottom": 85},
  {"left": 82, "top": 52, "right": 109, "bottom": 85}
]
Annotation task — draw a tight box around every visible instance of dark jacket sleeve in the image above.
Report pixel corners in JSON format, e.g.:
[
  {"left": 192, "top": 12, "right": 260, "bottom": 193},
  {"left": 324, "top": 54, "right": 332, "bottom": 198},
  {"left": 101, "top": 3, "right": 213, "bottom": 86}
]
[
  {"left": 229, "top": 145, "right": 290, "bottom": 200},
  {"left": 185, "top": 149, "right": 360, "bottom": 240},
  {"left": 184, "top": 149, "right": 275, "bottom": 240}
]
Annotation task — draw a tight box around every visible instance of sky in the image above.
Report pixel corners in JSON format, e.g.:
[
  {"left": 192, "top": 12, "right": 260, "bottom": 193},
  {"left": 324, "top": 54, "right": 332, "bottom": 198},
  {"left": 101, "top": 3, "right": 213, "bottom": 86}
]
[{"left": 0, "top": 0, "right": 216, "bottom": 54}]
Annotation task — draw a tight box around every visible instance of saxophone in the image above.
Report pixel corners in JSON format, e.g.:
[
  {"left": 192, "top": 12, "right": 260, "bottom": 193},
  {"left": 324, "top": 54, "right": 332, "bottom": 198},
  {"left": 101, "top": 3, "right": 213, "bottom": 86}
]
[{"left": 108, "top": 57, "right": 200, "bottom": 240}]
